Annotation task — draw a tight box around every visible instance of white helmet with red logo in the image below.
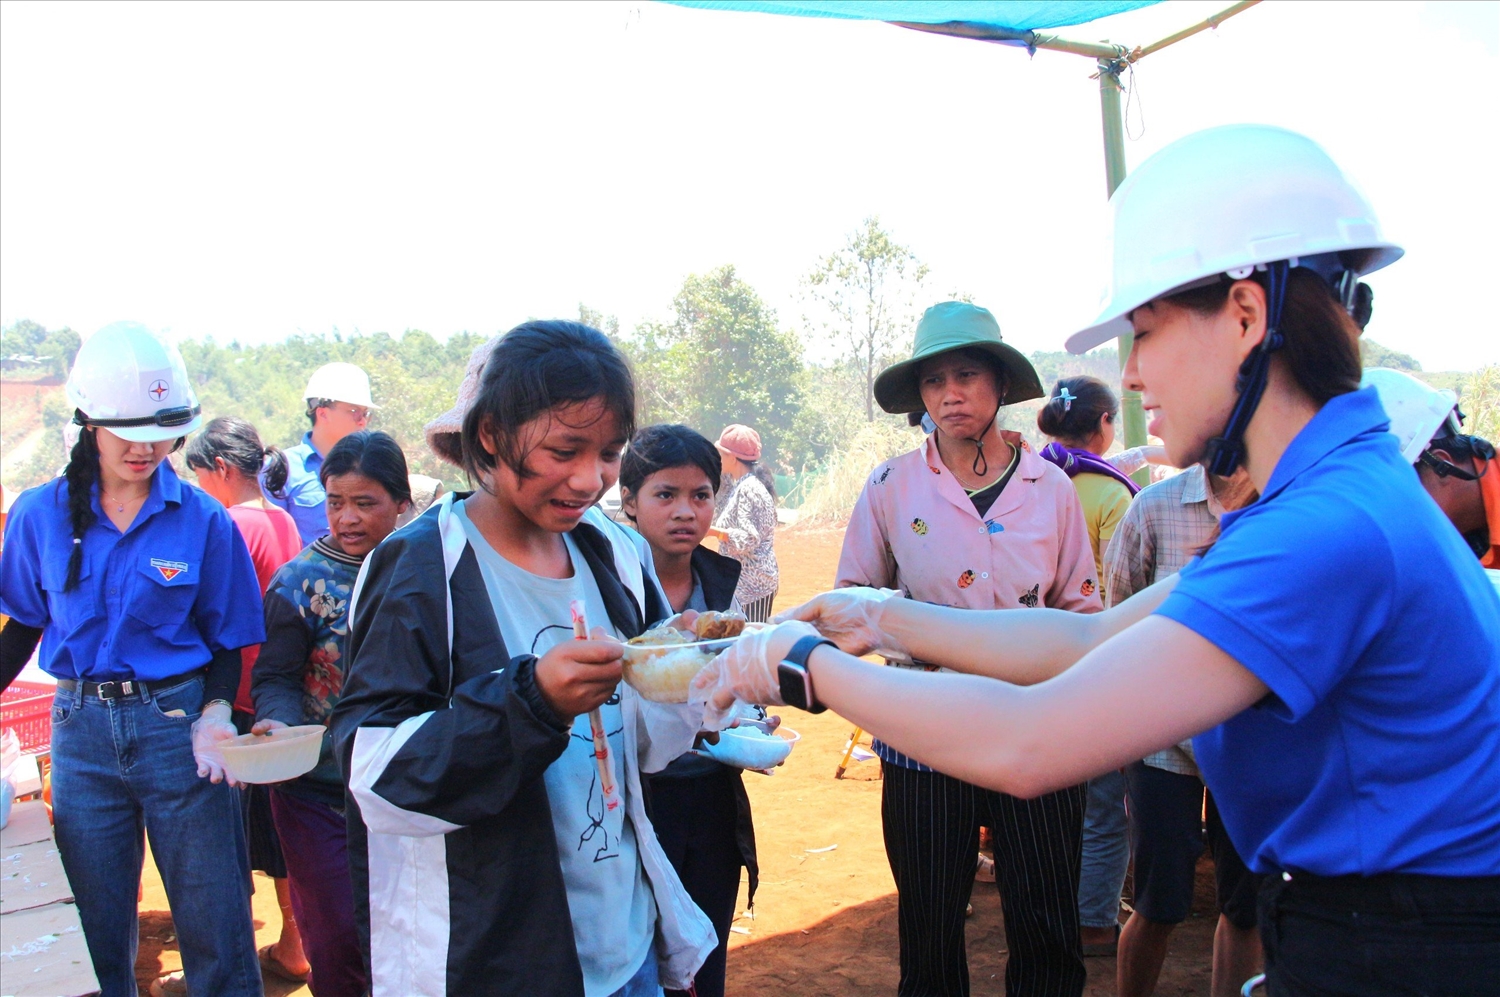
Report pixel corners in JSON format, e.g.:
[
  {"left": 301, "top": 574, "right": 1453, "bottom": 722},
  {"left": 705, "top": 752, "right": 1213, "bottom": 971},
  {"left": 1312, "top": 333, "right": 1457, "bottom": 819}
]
[{"left": 65, "top": 321, "right": 202, "bottom": 443}]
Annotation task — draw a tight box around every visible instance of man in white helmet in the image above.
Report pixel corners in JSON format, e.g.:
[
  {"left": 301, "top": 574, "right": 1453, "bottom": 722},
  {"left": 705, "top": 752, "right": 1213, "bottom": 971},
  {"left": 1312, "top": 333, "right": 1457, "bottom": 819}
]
[
  {"left": 1363, "top": 367, "right": 1498, "bottom": 567},
  {"left": 265, "top": 362, "right": 377, "bottom": 545}
]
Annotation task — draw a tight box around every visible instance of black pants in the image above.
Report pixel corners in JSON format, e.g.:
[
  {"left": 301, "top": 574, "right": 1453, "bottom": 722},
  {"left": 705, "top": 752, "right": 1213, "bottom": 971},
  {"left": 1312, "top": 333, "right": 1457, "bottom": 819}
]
[
  {"left": 650, "top": 766, "right": 748, "bottom": 997},
  {"left": 882, "top": 762, "right": 1087, "bottom": 997},
  {"left": 1259, "top": 870, "right": 1500, "bottom": 996}
]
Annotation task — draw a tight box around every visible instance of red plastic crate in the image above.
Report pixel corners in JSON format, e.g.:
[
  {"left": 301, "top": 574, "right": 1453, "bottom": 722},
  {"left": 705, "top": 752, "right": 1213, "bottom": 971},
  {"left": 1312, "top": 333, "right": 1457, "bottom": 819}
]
[{"left": 2, "top": 680, "right": 55, "bottom": 754}]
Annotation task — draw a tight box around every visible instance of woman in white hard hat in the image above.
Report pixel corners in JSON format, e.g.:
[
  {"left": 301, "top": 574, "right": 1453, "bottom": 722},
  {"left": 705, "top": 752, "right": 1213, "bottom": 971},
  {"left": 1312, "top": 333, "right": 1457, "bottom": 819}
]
[
  {"left": 266, "top": 361, "right": 378, "bottom": 546},
  {"left": 695, "top": 126, "right": 1500, "bottom": 996},
  {"left": 0, "top": 322, "right": 267, "bottom": 996}
]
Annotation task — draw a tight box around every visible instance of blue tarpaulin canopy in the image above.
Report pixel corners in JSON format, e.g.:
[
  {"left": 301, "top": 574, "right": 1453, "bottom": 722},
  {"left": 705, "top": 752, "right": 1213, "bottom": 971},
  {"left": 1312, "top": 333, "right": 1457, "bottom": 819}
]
[{"left": 667, "top": 1, "right": 1163, "bottom": 34}]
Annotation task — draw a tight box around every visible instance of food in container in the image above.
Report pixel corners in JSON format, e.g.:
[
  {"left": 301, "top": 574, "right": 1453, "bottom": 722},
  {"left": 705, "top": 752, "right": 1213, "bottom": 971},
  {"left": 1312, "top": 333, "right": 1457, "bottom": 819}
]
[{"left": 219, "top": 724, "right": 326, "bottom": 785}]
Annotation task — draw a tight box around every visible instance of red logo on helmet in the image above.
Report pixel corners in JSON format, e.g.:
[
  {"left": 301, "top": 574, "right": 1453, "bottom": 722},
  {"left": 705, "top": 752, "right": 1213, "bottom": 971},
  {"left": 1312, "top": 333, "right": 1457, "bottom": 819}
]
[{"left": 148, "top": 379, "right": 170, "bottom": 401}]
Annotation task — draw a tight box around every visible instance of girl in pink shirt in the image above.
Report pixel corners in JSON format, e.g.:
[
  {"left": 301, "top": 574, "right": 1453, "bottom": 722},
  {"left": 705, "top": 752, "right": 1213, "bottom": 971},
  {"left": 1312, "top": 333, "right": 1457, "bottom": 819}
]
[{"left": 838, "top": 301, "right": 1100, "bottom": 997}]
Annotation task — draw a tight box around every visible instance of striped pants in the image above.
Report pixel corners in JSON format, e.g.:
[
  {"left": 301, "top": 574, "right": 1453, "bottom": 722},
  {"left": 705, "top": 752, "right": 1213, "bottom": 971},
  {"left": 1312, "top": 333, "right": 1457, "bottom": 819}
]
[
  {"left": 740, "top": 589, "right": 777, "bottom": 623},
  {"left": 882, "top": 762, "right": 1087, "bottom": 997}
]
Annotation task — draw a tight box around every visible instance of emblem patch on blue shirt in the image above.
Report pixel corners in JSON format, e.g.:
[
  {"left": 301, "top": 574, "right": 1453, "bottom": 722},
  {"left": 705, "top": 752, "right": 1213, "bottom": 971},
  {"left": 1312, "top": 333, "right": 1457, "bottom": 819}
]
[{"left": 150, "top": 558, "right": 189, "bottom": 581}]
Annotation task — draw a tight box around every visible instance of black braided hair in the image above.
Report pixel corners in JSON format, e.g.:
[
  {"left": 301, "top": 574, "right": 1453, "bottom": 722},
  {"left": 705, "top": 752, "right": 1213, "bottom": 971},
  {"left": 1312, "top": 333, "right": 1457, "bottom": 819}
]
[{"left": 63, "top": 415, "right": 99, "bottom": 592}]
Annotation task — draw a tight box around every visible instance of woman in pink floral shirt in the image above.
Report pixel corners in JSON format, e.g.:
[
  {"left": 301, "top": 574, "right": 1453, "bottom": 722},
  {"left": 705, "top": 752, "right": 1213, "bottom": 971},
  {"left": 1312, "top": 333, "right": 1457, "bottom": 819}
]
[{"left": 839, "top": 302, "right": 1101, "bottom": 997}]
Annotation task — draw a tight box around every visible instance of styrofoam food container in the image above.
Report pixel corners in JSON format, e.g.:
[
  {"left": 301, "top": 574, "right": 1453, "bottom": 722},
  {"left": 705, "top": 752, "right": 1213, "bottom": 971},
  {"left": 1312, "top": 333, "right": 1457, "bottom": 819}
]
[
  {"left": 702, "top": 723, "right": 794, "bottom": 770},
  {"left": 622, "top": 635, "right": 746, "bottom": 703},
  {"left": 219, "top": 724, "right": 326, "bottom": 784}
]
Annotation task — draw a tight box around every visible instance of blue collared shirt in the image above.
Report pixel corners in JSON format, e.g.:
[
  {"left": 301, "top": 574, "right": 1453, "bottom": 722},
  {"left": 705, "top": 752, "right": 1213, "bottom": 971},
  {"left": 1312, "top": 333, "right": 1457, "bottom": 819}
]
[
  {"left": 0, "top": 462, "right": 266, "bottom": 682},
  {"left": 1158, "top": 387, "right": 1500, "bottom": 877},
  {"left": 265, "top": 432, "right": 327, "bottom": 547}
]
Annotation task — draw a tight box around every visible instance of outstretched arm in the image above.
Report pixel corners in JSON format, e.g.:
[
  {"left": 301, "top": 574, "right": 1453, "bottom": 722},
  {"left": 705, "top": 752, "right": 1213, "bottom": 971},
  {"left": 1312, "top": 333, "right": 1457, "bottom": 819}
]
[
  {"left": 777, "top": 574, "right": 1178, "bottom": 685},
  {"left": 697, "top": 613, "right": 1264, "bottom": 797}
]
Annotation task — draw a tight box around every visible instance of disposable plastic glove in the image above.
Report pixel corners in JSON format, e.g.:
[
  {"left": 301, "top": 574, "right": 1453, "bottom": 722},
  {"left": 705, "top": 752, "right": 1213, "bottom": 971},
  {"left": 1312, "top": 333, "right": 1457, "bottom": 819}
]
[
  {"left": 191, "top": 702, "right": 239, "bottom": 786},
  {"left": 691, "top": 621, "right": 819, "bottom": 728},
  {"left": 771, "top": 587, "right": 906, "bottom": 659}
]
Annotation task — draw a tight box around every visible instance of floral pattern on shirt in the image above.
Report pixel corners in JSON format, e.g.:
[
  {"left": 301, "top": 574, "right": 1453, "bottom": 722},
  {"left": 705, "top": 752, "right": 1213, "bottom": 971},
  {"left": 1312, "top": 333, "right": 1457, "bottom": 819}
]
[
  {"left": 266, "top": 539, "right": 361, "bottom": 725},
  {"left": 713, "top": 473, "right": 778, "bottom": 602}
]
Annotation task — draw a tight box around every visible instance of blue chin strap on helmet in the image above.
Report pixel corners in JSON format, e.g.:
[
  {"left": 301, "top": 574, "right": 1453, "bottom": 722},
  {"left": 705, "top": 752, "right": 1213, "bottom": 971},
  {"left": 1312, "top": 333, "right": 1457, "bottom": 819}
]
[{"left": 1204, "top": 259, "right": 1291, "bottom": 477}]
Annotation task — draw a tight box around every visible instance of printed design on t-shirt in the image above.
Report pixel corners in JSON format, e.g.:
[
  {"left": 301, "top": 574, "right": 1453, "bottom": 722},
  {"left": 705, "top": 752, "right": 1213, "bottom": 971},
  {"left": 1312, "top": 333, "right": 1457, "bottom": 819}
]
[
  {"left": 911, "top": 518, "right": 928, "bottom": 536},
  {"left": 302, "top": 577, "right": 349, "bottom": 635},
  {"left": 1081, "top": 578, "right": 1096, "bottom": 598},
  {"left": 1019, "top": 584, "right": 1040, "bottom": 608},
  {"left": 531, "top": 621, "right": 626, "bottom": 864},
  {"left": 927, "top": 463, "right": 941, "bottom": 475},
  {"left": 150, "top": 557, "right": 189, "bottom": 581},
  {"left": 957, "top": 569, "right": 975, "bottom": 589},
  {"left": 304, "top": 640, "right": 343, "bottom": 723},
  {"left": 874, "top": 466, "right": 892, "bottom": 485},
  {"left": 984, "top": 519, "right": 1004, "bottom": 534}
]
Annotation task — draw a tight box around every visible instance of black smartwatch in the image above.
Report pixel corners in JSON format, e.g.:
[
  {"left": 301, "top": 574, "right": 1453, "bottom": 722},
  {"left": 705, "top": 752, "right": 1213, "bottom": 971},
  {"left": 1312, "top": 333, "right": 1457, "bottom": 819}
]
[{"left": 778, "top": 634, "right": 836, "bottom": 714}]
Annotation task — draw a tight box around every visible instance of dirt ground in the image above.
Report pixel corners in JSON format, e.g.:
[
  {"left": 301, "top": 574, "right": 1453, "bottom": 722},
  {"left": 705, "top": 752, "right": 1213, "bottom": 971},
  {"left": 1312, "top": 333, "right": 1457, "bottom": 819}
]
[{"left": 132, "top": 524, "right": 1223, "bottom": 996}]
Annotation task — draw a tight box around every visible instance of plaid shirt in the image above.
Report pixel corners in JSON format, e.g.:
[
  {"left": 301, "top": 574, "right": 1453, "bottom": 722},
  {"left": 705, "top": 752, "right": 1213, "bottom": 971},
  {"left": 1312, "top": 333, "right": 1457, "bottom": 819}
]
[{"left": 1104, "top": 466, "right": 1221, "bottom": 776}]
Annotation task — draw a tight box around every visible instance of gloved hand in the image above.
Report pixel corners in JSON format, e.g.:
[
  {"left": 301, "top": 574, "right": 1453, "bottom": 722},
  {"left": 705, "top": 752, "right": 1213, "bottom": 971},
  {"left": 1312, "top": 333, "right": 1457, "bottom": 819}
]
[
  {"left": 691, "top": 621, "right": 818, "bottom": 728},
  {"left": 771, "top": 587, "right": 905, "bottom": 658},
  {"left": 191, "top": 702, "right": 240, "bottom": 786}
]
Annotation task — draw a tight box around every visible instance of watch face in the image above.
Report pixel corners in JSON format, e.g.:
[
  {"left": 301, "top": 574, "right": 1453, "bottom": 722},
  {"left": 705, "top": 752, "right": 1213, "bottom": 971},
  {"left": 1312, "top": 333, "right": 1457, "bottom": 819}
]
[{"left": 777, "top": 662, "right": 810, "bottom": 711}]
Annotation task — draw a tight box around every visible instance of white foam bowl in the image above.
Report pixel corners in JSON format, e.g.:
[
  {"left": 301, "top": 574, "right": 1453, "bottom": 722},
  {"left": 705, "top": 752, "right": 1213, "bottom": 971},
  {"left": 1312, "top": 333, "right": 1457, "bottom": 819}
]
[
  {"left": 702, "top": 724, "right": 794, "bottom": 770},
  {"left": 219, "top": 724, "right": 326, "bottom": 784}
]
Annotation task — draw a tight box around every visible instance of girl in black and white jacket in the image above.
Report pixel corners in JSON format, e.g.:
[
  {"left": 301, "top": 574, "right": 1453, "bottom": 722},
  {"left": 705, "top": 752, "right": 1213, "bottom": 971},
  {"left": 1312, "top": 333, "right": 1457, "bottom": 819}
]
[{"left": 330, "top": 322, "right": 717, "bottom": 997}]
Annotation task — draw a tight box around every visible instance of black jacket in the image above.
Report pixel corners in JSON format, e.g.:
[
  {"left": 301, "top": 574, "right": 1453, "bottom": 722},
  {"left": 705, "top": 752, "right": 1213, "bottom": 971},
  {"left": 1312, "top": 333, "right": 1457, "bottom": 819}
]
[{"left": 329, "top": 502, "right": 696, "bottom": 996}]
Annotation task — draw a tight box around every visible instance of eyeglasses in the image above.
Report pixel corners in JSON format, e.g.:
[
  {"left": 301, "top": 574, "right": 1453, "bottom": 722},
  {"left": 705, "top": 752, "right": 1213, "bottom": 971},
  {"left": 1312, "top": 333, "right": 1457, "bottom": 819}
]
[{"left": 337, "top": 405, "right": 371, "bottom": 422}]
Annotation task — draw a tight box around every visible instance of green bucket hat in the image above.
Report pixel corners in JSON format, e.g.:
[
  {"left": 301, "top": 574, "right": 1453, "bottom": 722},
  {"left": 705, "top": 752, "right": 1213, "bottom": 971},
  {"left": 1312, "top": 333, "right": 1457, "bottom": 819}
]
[{"left": 873, "top": 302, "right": 1044, "bottom": 415}]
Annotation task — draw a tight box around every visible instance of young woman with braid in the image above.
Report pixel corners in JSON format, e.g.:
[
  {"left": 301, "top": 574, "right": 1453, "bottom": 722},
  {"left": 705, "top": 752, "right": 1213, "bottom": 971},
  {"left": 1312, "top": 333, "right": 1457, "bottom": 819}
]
[
  {"left": 0, "top": 323, "right": 266, "bottom": 997},
  {"left": 184, "top": 417, "right": 309, "bottom": 986}
]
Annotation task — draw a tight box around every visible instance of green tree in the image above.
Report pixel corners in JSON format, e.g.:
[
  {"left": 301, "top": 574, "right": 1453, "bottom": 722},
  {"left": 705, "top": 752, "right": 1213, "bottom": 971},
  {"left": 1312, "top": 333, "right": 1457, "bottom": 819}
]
[
  {"left": 625, "top": 265, "right": 804, "bottom": 468},
  {"left": 802, "top": 217, "right": 929, "bottom": 422},
  {"left": 1, "top": 319, "right": 82, "bottom": 378},
  {"left": 1360, "top": 338, "right": 1422, "bottom": 371}
]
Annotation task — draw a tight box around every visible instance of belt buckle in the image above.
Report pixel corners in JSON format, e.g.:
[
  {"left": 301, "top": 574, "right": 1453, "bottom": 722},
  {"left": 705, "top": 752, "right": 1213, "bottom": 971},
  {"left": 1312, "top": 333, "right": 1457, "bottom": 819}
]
[{"left": 97, "top": 680, "right": 135, "bottom": 700}]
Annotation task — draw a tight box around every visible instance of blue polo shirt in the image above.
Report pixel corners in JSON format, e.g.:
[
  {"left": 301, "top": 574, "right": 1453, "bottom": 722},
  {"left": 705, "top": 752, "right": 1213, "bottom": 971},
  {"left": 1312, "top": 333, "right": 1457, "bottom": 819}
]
[
  {"left": 0, "top": 462, "right": 266, "bottom": 682},
  {"left": 1158, "top": 387, "right": 1500, "bottom": 877},
  {"left": 264, "top": 432, "right": 327, "bottom": 547}
]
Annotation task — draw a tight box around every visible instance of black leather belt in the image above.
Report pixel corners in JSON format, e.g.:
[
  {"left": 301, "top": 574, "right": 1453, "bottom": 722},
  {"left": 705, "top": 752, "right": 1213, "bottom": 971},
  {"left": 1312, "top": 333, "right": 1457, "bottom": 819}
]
[{"left": 56, "top": 668, "right": 206, "bottom": 701}]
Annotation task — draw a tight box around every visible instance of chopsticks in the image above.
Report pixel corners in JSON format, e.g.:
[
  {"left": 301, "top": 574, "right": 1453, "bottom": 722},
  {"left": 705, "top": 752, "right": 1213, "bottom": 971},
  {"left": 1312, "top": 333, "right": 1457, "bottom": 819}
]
[{"left": 571, "top": 599, "right": 621, "bottom": 813}]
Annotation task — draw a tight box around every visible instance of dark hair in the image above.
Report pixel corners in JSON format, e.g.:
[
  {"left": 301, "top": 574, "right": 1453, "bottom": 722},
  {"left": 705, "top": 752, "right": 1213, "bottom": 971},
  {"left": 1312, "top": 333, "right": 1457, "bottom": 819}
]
[
  {"left": 319, "top": 430, "right": 412, "bottom": 504},
  {"left": 1162, "top": 266, "right": 1362, "bottom": 407},
  {"left": 740, "top": 458, "right": 778, "bottom": 502},
  {"left": 619, "top": 425, "right": 722, "bottom": 512},
  {"left": 61, "top": 416, "right": 184, "bottom": 591},
  {"left": 1037, "top": 376, "right": 1118, "bottom": 443},
  {"left": 460, "top": 321, "right": 636, "bottom": 487},
  {"left": 307, "top": 397, "right": 334, "bottom": 428},
  {"left": 184, "top": 416, "right": 291, "bottom": 497},
  {"left": 1427, "top": 433, "right": 1496, "bottom": 464}
]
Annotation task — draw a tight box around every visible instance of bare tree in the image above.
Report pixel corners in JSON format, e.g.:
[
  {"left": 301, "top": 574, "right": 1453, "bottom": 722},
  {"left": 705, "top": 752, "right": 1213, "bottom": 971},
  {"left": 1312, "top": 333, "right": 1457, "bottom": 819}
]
[{"left": 803, "top": 217, "right": 929, "bottom": 422}]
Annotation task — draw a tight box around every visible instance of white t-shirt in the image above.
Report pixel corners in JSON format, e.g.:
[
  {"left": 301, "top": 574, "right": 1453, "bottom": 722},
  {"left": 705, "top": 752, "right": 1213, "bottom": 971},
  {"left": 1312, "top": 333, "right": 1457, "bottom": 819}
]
[{"left": 454, "top": 503, "right": 656, "bottom": 997}]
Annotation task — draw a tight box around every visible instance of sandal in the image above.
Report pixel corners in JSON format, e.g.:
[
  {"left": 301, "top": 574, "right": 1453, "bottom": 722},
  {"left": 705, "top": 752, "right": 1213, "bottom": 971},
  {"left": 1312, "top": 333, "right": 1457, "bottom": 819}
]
[
  {"left": 975, "top": 853, "right": 996, "bottom": 883},
  {"left": 259, "top": 943, "right": 311, "bottom": 984}
]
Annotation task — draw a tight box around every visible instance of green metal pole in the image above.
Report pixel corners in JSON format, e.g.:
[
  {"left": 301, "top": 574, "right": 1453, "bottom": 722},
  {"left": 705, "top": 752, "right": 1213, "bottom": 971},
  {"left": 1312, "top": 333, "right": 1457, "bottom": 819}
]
[{"left": 1098, "top": 58, "right": 1149, "bottom": 484}]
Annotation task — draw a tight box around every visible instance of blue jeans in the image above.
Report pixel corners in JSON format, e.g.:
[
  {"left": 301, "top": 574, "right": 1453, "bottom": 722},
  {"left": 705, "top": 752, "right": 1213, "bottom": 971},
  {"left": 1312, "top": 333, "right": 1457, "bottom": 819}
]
[
  {"left": 609, "top": 950, "right": 662, "bottom": 997},
  {"left": 1077, "top": 768, "right": 1129, "bottom": 930},
  {"left": 50, "top": 675, "right": 261, "bottom": 997}
]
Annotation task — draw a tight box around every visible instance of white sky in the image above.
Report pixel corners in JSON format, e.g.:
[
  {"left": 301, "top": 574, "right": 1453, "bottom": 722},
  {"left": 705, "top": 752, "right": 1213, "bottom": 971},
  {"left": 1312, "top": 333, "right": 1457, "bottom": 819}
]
[{"left": 2, "top": 0, "right": 1497, "bottom": 371}]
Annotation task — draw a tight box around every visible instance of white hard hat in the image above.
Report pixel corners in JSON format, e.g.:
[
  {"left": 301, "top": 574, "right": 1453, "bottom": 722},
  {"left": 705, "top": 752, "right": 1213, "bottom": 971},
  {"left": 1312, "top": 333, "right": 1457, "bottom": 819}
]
[
  {"left": 304, "top": 362, "right": 378, "bottom": 408},
  {"left": 66, "top": 321, "right": 203, "bottom": 443},
  {"left": 1360, "top": 367, "right": 1462, "bottom": 464},
  {"left": 1067, "top": 124, "right": 1404, "bottom": 354}
]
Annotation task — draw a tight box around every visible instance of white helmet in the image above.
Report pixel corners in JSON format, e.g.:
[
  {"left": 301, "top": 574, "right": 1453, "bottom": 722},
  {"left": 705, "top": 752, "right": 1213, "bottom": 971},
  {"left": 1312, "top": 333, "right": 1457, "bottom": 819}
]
[
  {"left": 66, "top": 321, "right": 202, "bottom": 443},
  {"left": 304, "top": 362, "right": 378, "bottom": 408},
  {"left": 1067, "top": 124, "right": 1404, "bottom": 354},
  {"left": 1360, "top": 367, "right": 1462, "bottom": 464}
]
